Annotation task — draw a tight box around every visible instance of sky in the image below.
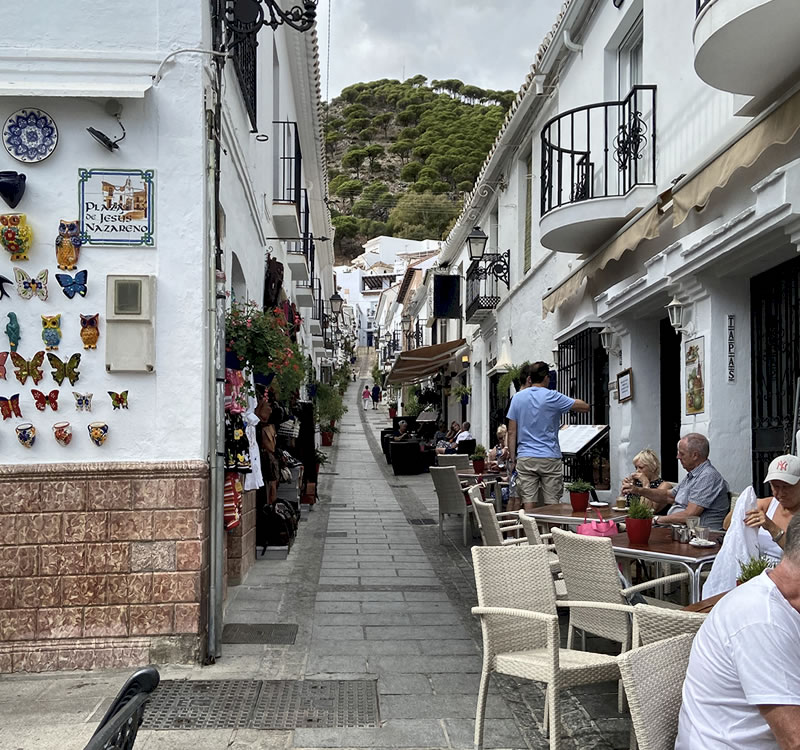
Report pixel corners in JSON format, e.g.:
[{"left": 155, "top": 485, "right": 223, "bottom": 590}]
[{"left": 315, "top": 0, "right": 565, "bottom": 102}]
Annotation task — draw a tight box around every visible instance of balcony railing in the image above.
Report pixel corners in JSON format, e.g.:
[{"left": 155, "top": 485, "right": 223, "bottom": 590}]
[
  {"left": 286, "top": 189, "right": 311, "bottom": 260},
  {"left": 540, "top": 86, "right": 657, "bottom": 216},
  {"left": 273, "top": 120, "right": 302, "bottom": 218},
  {"left": 231, "top": 31, "right": 257, "bottom": 128},
  {"left": 311, "top": 277, "right": 322, "bottom": 321},
  {"left": 696, "top": 0, "right": 713, "bottom": 14},
  {"left": 465, "top": 252, "right": 509, "bottom": 323}
]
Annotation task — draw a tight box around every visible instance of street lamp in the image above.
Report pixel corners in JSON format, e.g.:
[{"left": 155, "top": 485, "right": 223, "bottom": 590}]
[
  {"left": 666, "top": 296, "right": 695, "bottom": 337},
  {"left": 224, "top": 0, "right": 318, "bottom": 43},
  {"left": 466, "top": 226, "right": 488, "bottom": 261},
  {"left": 330, "top": 291, "right": 344, "bottom": 318}
]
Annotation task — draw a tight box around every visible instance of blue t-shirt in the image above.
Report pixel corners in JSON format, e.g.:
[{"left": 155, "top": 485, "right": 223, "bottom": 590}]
[{"left": 506, "top": 387, "right": 575, "bottom": 459}]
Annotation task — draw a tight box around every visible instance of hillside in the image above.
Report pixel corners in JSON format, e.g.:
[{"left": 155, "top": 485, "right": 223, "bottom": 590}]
[{"left": 325, "top": 76, "right": 514, "bottom": 263}]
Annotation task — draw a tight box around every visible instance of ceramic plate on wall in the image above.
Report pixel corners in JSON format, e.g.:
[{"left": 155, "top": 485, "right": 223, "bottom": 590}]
[{"left": 3, "top": 108, "right": 58, "bottom": 163}]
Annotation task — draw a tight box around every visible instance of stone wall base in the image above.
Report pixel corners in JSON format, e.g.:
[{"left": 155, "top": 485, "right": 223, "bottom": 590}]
[{"left": 227, "top": 489, "right": 257, "bottom": 586}]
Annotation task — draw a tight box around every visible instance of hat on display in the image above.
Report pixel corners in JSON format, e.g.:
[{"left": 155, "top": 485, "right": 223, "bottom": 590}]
[{"left": 764, "top": 454, "right": 800, "bottom": 485}]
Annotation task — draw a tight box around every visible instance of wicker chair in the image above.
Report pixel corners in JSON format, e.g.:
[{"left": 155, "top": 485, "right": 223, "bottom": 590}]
[
  {"left": 437, "top": 453, "right": 471, "bottom": 470},
  {"left": 632, "top": 603, "right": 707, "bottom": 646},
  {"left": 430, "top": 466, "right": 473, "bottom": 546},
  {"left": 470, "top": 491, "right": 525, "bottom": 546},
  {"left": 617, "top": 634, "right": 695, "bottom": 750},
  {"left": 472, "top": 545, "right": 631, "bottom": 750},
  {"left": 519, "top": 510, "right": 560, "bottom": 572},
  {"left": 551, "top": 528, "right": 690, "bottom": 710}
]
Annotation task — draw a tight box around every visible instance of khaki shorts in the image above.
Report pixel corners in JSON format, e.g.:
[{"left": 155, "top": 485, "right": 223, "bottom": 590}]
[{"left": 516, "top": 457, "right": 564, "bottom": 506}]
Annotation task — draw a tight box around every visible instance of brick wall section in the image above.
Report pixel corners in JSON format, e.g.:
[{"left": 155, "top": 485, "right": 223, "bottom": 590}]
[
  {"left": 226, "top": 489, "right": 256, "bottom": 586},
  {"left": 0, "top": 461, "right": 209, "bottom": 673}
]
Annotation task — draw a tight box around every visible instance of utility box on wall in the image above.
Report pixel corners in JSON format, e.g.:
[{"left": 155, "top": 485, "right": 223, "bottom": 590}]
[{"left": 105, "top": 275, "right": 156, "bottom": 372}]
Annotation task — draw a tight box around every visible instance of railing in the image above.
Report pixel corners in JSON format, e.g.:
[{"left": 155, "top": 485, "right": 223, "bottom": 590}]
[
  {"left": 696, "top": 0, "right": 714, "bottom": 15},
  {"left": 540, "top": 85, "right": 656, "bottom": 216},
  {"left": 311, "top": 277, "right": 322, "bottom": 321},
  {"left": 273, "top": 121, "right": 302, "bottom": 219},
  {"left": 231, "top": 35, "right": 257, "bottom": 128},
  {"left": 287, "top": 190, "right": 311, "bottom": 260},
  {"left": 465, "top": 252, "right": 508, "bottom": 323}
]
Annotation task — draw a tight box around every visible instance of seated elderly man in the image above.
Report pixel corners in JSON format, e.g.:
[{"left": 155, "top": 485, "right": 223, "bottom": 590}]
[
  {"left": 676, "top": 513, "right": 800, "bottom": 749},
  {"left": 622, "top": 433, "right": 729, "bottom": 529},
  {"left": 392, "top": 420, "right": 412, "bottom": 441}
]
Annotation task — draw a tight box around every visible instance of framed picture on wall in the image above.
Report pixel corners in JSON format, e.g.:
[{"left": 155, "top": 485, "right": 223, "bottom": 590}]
[
  {"left": 685, "top": 336, "right": 705, "bottom": 415},
  {"left": 617, "top": 368, "right": 633, "bottom": 403}
]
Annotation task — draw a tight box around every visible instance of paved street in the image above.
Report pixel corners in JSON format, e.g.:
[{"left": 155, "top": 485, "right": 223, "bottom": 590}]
[{"left": 0, "top": 382, "right": 628, "bottom": 749}]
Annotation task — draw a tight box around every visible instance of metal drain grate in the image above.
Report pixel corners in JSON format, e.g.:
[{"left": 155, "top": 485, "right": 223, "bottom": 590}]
[
  {"left": 222, "top": 623, "right": 298, "bottom": 644},
  {"left": 316, "top": 531, "right": 348, "bottom": 538},
  {"left": 142, "top": 680, "right": 379, "bottom": 730},
  {"left": 407, "top": 518, "right": 436, "bottom": 525}
]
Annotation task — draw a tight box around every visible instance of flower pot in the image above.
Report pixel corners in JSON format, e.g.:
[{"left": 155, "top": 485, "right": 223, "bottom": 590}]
[
  {"left": 472, "top": 459, "right": 485, "bottom": 475},
  {"left": 569, "top": 491, "right": 590, "bottom": 512},
  {"left": 225, "top": 349, "right": 243, "bottom": 370},
  {"left": 460, "top": 394, "right": 469, "bottom": 406},
  {"left": 321, "top": 431, "right": 333, "bottom": 447},
  {"left": 626, "top": 517, "right": 653, "bottom": 545},
  {"left": 254, "top": 372, "right": 275, "bottom": 386},
  {"left": 388, "top": 408, "right": 397, "bottom": 418},
  {"left": 0, "top": 171, "right": 26, "bottom": 209}
]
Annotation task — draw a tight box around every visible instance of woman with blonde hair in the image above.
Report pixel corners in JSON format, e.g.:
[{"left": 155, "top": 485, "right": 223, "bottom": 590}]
[
  {"left": 617, "top": 448, "right": 671, "bottom": 508},
  {"left": 489, "top": 424, "right": 509, "bottom": 472}
]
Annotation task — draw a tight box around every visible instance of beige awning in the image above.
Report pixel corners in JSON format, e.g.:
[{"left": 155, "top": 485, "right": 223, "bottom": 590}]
[
  {"left": 541, "top": 205, "right": 662, "bottom": 316},
  {"left": 673, "top": 88, "right": 800, "bottom": 227},
  {"left": 385, "top": 338, "right": 466, "bottom": 385}
]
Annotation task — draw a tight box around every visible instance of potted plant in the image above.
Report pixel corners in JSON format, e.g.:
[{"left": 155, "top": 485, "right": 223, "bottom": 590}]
[
  {"left": 736, "top": 555, "right": 774, "bottom": 585},
  {"left": 470, "top": 444, "right": 487, "bottom": 475},
  {"left": 566, "top": 479, "right": 593, "bottom": 512},
  {"left": 452, "top": 384, "right": 471, "bottom": 405},
  {"left": 625, "top": 495, "right": 654, "bottom": 545},
  {"left": 319, "top": 423, "right": 337, "bottom": 447},
  {"left": 388, "top": 401, "right": 398, "bottom": 418},
  {"left": 315, "top": 448, "right": 329, "bottom": 476}
]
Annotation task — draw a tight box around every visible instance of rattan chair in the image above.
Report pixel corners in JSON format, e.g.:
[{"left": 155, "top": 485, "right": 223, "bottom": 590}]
[
  {"left": 437, "top": 453, "right": 471, "bottom": 470},
  {"left": 469, "top": 490, "right": 525, "bottom": 546},
  {"left": 617, "top": 634, "right": 695, "bottom": 750},
  {"left": 472, "top": 545, "right": 631, "bottom": 750},
  {"left": 632, "top": 603, "right": 707, "bottom": 646},
  {"left": 430, "top": 466, "right": 473, "bottom": 546},
  {"left": 551, "top": 528, "right": 690, "bottom": 710}
]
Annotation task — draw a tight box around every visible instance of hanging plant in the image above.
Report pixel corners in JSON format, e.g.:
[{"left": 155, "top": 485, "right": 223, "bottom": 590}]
[
  {"left": 498, "top": 361, "right": 530, "bottom": 396},
  {"left": 451, "top": 384, "right": 471, "bottom": 400}
]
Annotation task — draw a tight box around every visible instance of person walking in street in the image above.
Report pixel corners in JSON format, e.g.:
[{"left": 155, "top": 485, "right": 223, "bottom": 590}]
[
  {"left": 371, "top": 383, "right": 381, "bottom": 410},
  {"left": 362, "top": 385, "right": 371, "bottom": 410},
  {"left": 506, "top": 361, "right": 589, "bottom": 508}
]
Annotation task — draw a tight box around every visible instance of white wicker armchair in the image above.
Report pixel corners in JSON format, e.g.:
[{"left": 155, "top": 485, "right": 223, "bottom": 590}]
[
  {"left": 472, "top": 545, "right": 631, "bottom": 750},
  {"left": 632, "top": 604, "right": 707, "bottom": 646},
  {"left": 430, "top": 466, "right": 473, "bottom": 545},
  {"left": 617, "top": 633, "right": 695, "bottom": 750},
  {"left": 437, "top": 453, "right": 471, "bottom": 470},
  {"left": 470, "top": 491, "right": 526, "bottom": 546}
]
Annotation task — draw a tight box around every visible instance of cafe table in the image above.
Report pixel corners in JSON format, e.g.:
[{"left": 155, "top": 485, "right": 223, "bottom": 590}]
[
  {"left": 608, "top": 526, "right": 721, "bottom": 603},
  {"left": 457, "top": 471, "right": 505, "bottom": 512},
  {"left": 528, "top": 502, "right": 628, "bottom": 528},
  {"left": 683, "top": 591, "right": 726, "bottom": 613}
]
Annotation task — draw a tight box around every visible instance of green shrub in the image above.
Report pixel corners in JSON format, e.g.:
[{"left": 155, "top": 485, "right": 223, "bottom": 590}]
[
  {"left": 627, "top": 495, "right": 654, "bottom": 520},
  {"left": 470, "top": 444, "right": 487, "bottom": 461},
  {"left": 565, "top": 479, "right": 594, "bottom": 493},
  {"left": 737, "top": 555, "right": 774, "bottom": 583}
]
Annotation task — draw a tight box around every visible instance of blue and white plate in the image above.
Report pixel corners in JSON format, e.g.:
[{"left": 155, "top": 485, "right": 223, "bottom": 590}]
[{"left": 3, "top": 108, "right": 58, "bottom": 163}]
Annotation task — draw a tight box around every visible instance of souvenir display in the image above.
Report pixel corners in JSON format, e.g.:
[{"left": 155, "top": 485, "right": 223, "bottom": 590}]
[
  {"left": 55, "top": 270, "right": 88, "bottom": 299},
  {"left": 5, "top": 313, "right": 20, "bottom": 351},
  {"left": 79, "top": 314, "right": 100, "bottom": 349},
  {"left": 41, "top": 314, "right": 61, "bottom": 350},
  {"left": 0, "top": 171, "right": 26, "bottom": 209},
  {"left": 47, "top": 352, "right": 80, "bottom": 386},
  {"left": 108, "top": 390, "right": 128, "bottom": 410},
  {"left": 3, "top": 109, "right": 58, "bottom": 163},
  {"left": 0, "top": 275, "right": 11, "bottom": 300},
  {"left": 10, "top": 351, "right": 44, "bottom": 385},
  {"left": 0, "top": 214, "right": 33, "bottom": 261},
  {"left": 223, "top": 473, "right": 242, "bottom": 530},
  {"left": 52, "top": 421, "right": 72, "bottom": 446},
  {"left": 73, "top": 391, "right": 92, "bottom": 411},
  {"left": 224, "top": 412, "right": 251, "bottom": 472},
  {"left": 14, "top": 268, "right": 48, "bottom": 301},
  {"left": 0, "top": 351, "right": 6, "bottom": 379},
  {"left": 31, "top": 388, "right": 58, "bottom": 411},
  {"left": 15, "top": 422, "right": 35, "bottom": 448},
  {"left": 55, "top": 220, "right": 82, "bottom": 270},
  {"left": 87, "top": 421, "right": 108, "bottom": 446},
  {"left": 0, "top": 394, "right": 21, "bottom": 420}
]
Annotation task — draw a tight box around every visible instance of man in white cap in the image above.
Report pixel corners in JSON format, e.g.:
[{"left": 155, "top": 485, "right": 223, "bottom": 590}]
[{"left": 676, "top": 512, "right": 800, "bottom": 748}]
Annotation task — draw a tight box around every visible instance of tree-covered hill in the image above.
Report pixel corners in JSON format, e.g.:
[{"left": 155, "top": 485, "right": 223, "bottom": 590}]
[{"left": 325, "top": 76, "right": 514, "bottom": 262}]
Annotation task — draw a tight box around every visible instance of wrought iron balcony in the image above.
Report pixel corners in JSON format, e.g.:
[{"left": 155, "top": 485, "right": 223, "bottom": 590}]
[
  {"left": 273, "top": 121, "right": 302, "bottom": 235},
  {"left": 465, "top": 251, "right": 509, "bottom": 324}
]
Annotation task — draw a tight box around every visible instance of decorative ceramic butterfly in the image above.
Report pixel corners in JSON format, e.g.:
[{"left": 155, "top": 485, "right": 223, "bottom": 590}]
[
  {"left": 0, "top": 351, "right": 7, "bottom": 379},
  {"left": 73, "top": 391, "right": 93, "bottom": 412},
  {"left": 55, "top": 270, "right": 88, "bottom": 299},
  {"left": 108, "top": 390, "right": 129, "bottom": 410},
  {"left": 0, "top": 394, "right": 21, "bottom": 420},
  {"left": 14, "top": 267, "right": 48, "bottom": 301},
  {"left": 47, "top": 352, "right": 81, "bottom": 386},
  {"left": 31, "top": 388, "right": 58, "bottom": 411},
  {"left": 10, "top": 351, "right": 45, "bottom": 385}
]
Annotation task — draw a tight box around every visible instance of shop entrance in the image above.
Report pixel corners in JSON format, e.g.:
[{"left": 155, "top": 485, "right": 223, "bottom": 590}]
[
  {"left": 659, "top": 317, "right": 682, "bottom": 482},
  {"left": 750, "top": 256, "right": 800, "bottom": 486}
]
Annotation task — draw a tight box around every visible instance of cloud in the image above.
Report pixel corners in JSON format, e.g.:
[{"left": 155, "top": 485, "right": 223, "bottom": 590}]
[{"left": 315, "top": 0, "right": 564, "bottom": 101}]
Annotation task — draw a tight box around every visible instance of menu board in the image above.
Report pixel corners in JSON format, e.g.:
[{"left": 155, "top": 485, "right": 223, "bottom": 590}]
[{"left": 558, "top": 424, "right": 609, "bottom": 455}]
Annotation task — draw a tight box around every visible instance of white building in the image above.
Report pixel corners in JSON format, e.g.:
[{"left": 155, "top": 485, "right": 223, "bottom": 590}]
[{"left": 0, "top": 1, "right": 332, "bottom": 672}]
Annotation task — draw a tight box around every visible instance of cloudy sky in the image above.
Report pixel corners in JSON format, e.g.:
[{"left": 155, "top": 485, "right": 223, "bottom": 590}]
[{"left": 315, "top": 0, "right": 564, "bottom": 102}]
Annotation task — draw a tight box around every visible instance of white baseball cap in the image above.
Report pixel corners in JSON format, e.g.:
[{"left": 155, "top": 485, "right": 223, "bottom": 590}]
[{"left": 764, "top": 455, "right": 800, "bottom": 485}]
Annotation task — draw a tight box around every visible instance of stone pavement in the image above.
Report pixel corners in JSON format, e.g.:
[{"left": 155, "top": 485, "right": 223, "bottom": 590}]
[{"left": 0, "top": 382, "right": 629, "bottom": 749}]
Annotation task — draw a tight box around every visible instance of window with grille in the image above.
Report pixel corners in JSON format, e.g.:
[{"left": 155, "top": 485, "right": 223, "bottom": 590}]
[{"left": 524, "top": 152, "right": 533, "bottom": 273}]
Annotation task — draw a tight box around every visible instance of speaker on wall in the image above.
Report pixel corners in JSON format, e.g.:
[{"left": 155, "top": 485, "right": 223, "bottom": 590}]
[{"left": 433, "top": 275, "right": 461, "bottom": 319}]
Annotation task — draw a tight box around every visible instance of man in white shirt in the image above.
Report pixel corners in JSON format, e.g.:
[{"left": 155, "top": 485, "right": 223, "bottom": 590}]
[
  {"left": 676, "top": 513, "right": 800, "bottom": 749},
  {"left": 454, "top": 421, "right": 474, "bottom": 444}
]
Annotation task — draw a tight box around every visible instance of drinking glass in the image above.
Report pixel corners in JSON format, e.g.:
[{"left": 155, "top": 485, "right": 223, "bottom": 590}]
[
  {"left": 686, "top": 517, "right": 700, "bottom": 537},
  {"left": 695, "top": 526, "right": 709, "bottom": 542}
]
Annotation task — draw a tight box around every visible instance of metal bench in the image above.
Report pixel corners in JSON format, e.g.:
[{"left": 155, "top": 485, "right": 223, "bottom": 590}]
[{"left": 83, "top": 666, "right": 160, "bottom": 750}]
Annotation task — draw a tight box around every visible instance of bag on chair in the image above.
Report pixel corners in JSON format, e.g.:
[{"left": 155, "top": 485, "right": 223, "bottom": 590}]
[{"left": 576, "top": 507, "right": 618, "bottom": 537}]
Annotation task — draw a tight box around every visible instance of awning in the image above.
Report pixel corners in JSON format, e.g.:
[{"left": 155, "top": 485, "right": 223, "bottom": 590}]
[
  {"left": 385, "top": 338, "right": 466, "bottom": 385},
  {"left": 541, "top": 205, "right": 662, "bottom": 316},
  {"left": 673, "top": 88, "right": 800, "bottom": 227}
]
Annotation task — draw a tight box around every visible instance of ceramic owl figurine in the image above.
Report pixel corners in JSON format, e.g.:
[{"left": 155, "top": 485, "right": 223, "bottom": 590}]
[
  {"left": 55, "top": 219, "right": 82, "bottom": 270},
  {"left": 6, "top": 312, "right": 20, "bottom": 352},
  {"left": 79, "top": 313, "right": 100, "bottom": 350},
  {"left": 41, "top": 314, "right": 62, "bottom": 350},
  {"left": 0, "top": 213, "right": 33, "bottom": 261}
]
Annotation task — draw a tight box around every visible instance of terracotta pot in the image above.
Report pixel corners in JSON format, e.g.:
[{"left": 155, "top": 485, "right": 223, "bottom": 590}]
[
  {"left": 472, "top": 459, "right": 485, "bottom": 475},
  {"left": 569, "top": 491, "right": 590, "bottom": 512},
  {"left": 388, "top": 408, "right": 397, "bottom": 418},
  {"left": 626, "top": 517, "right": 653, "bottom": 545},
  {"left": 321, "top": 431, "right": 333, "bottom": 447}
]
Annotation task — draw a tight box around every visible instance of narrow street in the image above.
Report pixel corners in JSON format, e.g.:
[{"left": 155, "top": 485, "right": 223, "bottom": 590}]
[{"left": 0, "top": 381, "right": 626, "bottom": 749}]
